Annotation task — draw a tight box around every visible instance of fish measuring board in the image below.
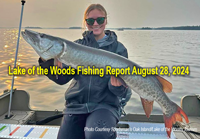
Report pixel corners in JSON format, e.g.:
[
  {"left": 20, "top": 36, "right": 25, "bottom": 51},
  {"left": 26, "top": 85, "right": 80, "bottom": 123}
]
[
  {"left": 0, "top": 124, "right": 59, "bottom": 139},
  {"left": 0, "top": 123, "right": 176, "bottom": 139}
]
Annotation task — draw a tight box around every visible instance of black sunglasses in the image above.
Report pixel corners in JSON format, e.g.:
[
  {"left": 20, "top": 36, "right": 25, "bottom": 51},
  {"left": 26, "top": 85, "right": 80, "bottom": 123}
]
[{"left": 85, "top": 17, "right": 106, "bottom": 26}]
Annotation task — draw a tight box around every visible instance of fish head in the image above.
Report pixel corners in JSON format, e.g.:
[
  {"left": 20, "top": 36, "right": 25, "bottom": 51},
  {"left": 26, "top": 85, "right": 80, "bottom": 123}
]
[{"left": 21, "top": 29, "right": 64, "bottom": 60}]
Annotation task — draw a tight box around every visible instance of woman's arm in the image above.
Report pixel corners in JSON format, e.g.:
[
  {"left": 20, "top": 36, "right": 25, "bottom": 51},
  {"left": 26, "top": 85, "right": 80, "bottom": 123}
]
[
  {"left": 108, "top": 42, "right": 130, "bottom": 97},
  {"left": 38, "top": 58, "right": 75, "bottom": 85}
]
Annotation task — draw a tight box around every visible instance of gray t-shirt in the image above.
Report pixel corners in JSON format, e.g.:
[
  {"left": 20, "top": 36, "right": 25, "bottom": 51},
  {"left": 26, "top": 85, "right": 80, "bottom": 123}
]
[{"left": 97, "top": 34, "right": 108, "bottom": 47}]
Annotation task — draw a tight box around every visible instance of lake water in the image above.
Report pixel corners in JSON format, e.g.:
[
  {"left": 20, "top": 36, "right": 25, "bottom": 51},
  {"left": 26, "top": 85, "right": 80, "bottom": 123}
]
[{"left": 0, "top": 29, "right": 199, "bottom": 115}]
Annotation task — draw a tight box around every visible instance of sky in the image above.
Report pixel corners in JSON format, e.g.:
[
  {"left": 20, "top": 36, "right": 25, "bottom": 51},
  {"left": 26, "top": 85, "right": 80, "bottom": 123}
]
[{"left": 0, "top": 0, "right": 200, "bottom": 28}]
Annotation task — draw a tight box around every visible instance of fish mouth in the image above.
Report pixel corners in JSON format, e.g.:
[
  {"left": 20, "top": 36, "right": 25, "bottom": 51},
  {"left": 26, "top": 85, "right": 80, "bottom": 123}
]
[
  {"left": 21, "top": 29, "right": 38, "bottom": 45},
  {"left": 22, "top": 29, "right": 55, "bottom": 54},
  {"left": 21, "top": 30, "right": 29, "bottom": 42}
]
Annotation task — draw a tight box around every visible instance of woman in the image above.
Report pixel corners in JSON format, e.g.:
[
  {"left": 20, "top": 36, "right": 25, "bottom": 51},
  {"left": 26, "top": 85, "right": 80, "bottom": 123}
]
[{"left": 39, "top": 4, "right": 131, "bottom": 139}]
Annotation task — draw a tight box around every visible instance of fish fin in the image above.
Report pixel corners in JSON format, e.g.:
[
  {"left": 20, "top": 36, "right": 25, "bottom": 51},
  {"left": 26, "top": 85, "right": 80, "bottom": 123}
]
[
  {"left": 116, "top": 76, "right": 128, "bottom": 88},
  {"left": 54, "top": 58, "right": 58, "bottom": 66},
  {"left": 54, "top": 58, "right": 63, "bottom": 68},
  {"left": 155, "top": 75, "right": 172, "bottom": 93},
  {"left": 54, "top": 59, "right": 58, "bottom": 79},
  {"left": 54, "top": 58, "right": 63, "bottom": 79},
  {"left": 54, "top": 41, "right": 66, "bottom": 69},
  {"left": 163, "top": 103, "right": 189, "bottom": 138},
  {"left": 59, "top": 61, "right": 63, "bottom": 68},
  {"left": 140, "top": 97, "right": 154, "bottom": 118}
]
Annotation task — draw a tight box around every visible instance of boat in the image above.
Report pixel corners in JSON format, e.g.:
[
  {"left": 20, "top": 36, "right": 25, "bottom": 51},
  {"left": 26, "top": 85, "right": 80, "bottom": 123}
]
[
  {"left": 0, "top": 89, "right": 199, "bottom": 139},
  {"left": 2, "top": 0, "right": 199, "bottom": 138}
]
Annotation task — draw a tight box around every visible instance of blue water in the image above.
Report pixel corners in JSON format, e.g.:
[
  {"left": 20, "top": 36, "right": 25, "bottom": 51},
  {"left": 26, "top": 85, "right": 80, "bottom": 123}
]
[{"left": 0, "top": 29, "right": 199, "bottom": 115}]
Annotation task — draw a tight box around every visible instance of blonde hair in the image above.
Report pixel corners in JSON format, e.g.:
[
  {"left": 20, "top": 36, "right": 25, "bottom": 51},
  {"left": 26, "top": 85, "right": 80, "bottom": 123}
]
[{"left": 82, "top": 4, "right": 107, "bottom": 31}]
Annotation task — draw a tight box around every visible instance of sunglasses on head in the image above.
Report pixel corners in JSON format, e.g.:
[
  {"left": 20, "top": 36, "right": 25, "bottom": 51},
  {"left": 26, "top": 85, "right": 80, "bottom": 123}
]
[{"left": 85, "top": 17, "right": 106, "bottom": 26}]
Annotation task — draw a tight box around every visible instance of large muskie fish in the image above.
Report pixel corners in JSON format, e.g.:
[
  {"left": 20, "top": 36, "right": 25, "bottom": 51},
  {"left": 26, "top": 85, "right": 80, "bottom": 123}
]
[{"left": 21, "top": 29, "right": 189, "bottom": 137}]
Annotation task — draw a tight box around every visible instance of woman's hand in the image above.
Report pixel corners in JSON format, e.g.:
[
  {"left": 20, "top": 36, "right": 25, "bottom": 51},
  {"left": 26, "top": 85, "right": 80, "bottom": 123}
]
[
  {"left": 40, "top": 57, "right": 62, "bottom": 68},
  {"left": 110, "top": 76, "right": 122, "bottom": 86}
]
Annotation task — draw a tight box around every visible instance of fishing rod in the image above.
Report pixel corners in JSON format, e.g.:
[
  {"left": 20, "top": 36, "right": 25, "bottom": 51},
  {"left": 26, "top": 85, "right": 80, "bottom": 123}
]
[{"left": 6, "top": 0, "right": 26, "bottom": 119}]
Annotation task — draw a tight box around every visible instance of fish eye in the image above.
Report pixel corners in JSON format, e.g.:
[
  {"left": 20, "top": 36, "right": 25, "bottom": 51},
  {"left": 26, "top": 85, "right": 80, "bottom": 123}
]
[{"left": 40, "top": 33, "right": 44, "bottom": 38}]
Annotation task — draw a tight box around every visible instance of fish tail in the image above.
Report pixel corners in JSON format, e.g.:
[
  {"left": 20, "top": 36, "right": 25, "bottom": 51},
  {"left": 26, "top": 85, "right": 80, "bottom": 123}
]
[{"left": 163, "top": 102, "right": 189, "bottom": 138}]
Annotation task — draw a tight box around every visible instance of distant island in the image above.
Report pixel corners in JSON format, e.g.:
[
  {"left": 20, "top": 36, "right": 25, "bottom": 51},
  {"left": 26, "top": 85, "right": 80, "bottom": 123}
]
[
  {"left": 25, "top": 26, "right": 42, "bottom": 29},
  {"left": 6, "top": 25, "right": 199, "bottom": 30},
  {"left": 139, "top": 25, "right": 200, "bottom": 30},
  {"left": 109, "top": 26, "right": 200, "bottom": 30},
  {"left": 69, "top": 27, "right": 82, "bottom": 29}
]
